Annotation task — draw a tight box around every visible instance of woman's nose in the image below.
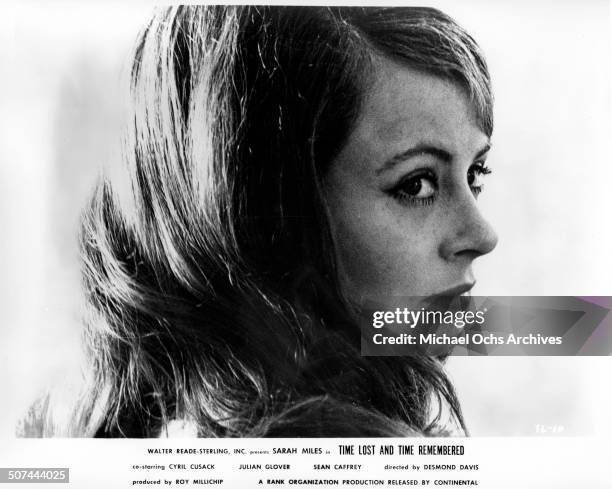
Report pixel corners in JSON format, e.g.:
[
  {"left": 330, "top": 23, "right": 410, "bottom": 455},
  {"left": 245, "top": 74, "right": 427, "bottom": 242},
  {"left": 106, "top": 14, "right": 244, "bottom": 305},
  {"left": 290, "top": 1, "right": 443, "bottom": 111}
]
[{"left": 438, "top": 193, "right": 498, "bottom": 262}]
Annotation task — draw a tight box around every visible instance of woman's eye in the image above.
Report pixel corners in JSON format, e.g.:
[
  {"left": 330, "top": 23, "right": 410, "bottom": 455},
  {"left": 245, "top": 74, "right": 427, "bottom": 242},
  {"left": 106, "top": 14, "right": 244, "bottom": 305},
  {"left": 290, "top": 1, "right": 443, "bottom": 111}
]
[
  {"left": 392, "top": 172, "right": 437, "bottom": 207},
  {"left": 467, "top": 163, "right": 492, "bottom": 196}
]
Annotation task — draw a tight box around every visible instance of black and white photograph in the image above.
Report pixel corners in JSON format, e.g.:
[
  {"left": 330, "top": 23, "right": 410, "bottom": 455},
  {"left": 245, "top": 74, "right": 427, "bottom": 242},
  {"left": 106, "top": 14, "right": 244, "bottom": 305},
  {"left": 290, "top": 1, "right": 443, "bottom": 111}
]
[{"left": 0, "top": 0, "right": 610, "bottom": 486}]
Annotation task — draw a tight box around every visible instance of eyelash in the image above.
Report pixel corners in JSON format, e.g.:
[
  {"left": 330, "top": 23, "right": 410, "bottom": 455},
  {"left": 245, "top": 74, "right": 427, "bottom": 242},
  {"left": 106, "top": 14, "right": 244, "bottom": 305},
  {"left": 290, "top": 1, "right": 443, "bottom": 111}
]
[
  {"left": 390, "top": 163, "right": 492, "bottom": 207},
  {"left": 468, "top": 163, "right": 492, "bottom": 196},
  {"left": 392, "top": 169, "right": 437, "bottom": 207}
]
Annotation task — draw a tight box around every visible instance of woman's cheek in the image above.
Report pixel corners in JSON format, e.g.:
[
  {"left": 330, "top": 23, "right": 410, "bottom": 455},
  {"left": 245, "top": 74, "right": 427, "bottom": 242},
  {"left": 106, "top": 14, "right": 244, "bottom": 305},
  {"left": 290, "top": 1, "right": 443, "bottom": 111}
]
[{"left": 334, "top": 210, "right": 424, "bottom": 302}]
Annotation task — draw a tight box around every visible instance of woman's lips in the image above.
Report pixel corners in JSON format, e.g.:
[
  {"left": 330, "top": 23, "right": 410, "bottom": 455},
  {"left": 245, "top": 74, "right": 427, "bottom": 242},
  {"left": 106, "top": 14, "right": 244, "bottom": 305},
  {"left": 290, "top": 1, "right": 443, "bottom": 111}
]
[
  {"left": 423, "top": 283, "right": 475, "bottom": 311},
  {"left": 431, "top": 282, "right": 475, "bottom": 298}
]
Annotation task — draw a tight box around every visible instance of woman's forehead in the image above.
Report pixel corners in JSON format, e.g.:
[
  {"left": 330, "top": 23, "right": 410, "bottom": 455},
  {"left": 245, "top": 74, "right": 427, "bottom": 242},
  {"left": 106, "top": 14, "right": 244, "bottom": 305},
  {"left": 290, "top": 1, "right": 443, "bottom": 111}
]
[{"left": 347, "top": 59, "right": 488, "bottom": 162}]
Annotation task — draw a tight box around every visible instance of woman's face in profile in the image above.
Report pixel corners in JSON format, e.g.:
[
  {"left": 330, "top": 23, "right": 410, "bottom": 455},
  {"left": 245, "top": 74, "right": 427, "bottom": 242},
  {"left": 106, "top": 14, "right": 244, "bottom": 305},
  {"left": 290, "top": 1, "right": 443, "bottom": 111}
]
[{"left": 324, "top": 58, "right": 498, "bottom": 308}]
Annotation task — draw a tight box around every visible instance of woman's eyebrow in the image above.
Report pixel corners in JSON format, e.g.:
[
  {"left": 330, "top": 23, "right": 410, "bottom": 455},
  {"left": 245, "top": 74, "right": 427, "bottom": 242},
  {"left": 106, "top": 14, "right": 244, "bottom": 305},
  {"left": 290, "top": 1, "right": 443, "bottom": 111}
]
[
  {"left": 376, "top": 142, "right": 491, "bottom": 175},
  {"left": 474, "top": 143, "right": 491, "bottom": 160},
  {"left": 376, "top": 144, "right": 452, "bottom": 175}
]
